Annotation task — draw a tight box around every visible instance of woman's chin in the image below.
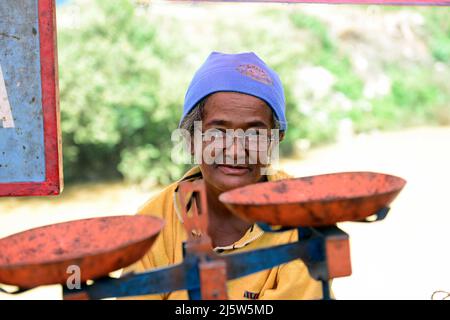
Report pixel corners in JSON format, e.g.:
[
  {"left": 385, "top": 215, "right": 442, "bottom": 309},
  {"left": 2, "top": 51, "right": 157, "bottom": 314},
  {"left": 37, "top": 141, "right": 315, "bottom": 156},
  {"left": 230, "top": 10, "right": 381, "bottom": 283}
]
[
  {"left": 201, "top": 164, "right": 264, "bottom": 193},
  {"left": 215, "top": 173, "right": 261, "bottom": 192}
]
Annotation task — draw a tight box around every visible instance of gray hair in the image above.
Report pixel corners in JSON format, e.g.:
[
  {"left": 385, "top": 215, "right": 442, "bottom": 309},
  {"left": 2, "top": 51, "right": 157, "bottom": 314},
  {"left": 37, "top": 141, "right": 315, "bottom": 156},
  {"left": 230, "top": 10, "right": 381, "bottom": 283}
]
[{"left": 179, "top": 97, "right": 281, "bottom": 135}]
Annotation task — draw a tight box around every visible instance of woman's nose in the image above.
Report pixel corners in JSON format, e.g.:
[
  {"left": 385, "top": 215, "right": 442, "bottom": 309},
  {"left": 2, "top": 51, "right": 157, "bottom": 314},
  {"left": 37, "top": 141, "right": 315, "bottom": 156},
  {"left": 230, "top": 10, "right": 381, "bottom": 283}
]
[{"left": 224, "top": 136, "right": 247, "bottom": 161}]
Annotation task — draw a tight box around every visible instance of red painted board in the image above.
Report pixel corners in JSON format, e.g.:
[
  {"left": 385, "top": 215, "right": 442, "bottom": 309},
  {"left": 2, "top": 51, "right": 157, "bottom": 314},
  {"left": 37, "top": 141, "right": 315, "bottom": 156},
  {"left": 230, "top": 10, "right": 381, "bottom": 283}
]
[{"left": 0, "top": 0, "right": 62, "bottom": 197}]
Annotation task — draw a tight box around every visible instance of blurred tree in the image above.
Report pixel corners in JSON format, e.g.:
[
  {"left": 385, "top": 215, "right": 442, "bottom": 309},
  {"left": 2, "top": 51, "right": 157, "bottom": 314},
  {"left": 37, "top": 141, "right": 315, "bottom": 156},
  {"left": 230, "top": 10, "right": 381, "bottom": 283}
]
[{"left": 58, "top": 0, "right": 190, "bottom": 185}]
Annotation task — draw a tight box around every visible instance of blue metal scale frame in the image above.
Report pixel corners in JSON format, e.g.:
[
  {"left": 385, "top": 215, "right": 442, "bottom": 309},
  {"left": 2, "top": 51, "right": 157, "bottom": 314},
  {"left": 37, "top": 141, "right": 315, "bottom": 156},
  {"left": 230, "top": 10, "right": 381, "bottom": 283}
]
[{"left": 62, "top": 207, "right": 389, "bottom": 300}]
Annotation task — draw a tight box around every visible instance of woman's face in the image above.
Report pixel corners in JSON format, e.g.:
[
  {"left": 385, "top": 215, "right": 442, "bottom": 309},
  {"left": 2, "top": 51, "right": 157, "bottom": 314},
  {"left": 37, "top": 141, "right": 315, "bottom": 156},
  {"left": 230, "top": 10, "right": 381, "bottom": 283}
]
[{"left": 198, "top": 91, "right": 282, "bottom": 194}]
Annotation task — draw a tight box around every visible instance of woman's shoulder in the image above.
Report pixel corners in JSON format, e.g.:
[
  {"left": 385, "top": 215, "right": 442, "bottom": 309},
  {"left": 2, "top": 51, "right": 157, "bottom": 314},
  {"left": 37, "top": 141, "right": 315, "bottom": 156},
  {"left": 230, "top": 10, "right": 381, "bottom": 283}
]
[
  {"left": 135, "top": 166, "right": 202, "bottom": 220},
  {"left": 136, "top": 181, "right": 179, "bottom": 218}
]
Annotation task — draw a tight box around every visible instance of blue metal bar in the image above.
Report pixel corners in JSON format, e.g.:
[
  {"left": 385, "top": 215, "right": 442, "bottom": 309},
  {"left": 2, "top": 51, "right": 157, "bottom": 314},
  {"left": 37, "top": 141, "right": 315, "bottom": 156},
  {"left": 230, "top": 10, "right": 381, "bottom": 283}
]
[
  {"left": 222, "top": 236, "right": 325, "bottom": 280},
  {"left": 321, "top": 280, "right": 331, "bottom": 300},
  {"left": 183, "top": 242, "right": 202, "bottom": 300},
  {"left": 357, "top": 206, "right": 390, "bottom": 223},
  {"left": 82, "top": 257, "right": 199, "bottom": 299}
]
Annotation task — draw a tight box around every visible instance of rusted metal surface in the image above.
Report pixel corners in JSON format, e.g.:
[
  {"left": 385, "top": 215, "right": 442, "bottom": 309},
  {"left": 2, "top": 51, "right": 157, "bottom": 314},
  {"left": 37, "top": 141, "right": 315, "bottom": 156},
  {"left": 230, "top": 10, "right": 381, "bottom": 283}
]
[
  {"left": 0, "top": 0, "right": 62, "bottom": 197},
  {"left": 0, "top": 215, "right": 164, "bottom": 288},
  {"left": 325, "top": 233, "right": 352, "bottom": 278},
  {"left": 62, "top": 290, "right": 90, "bottom": 300},
  {"left": 178, "top": 179, "right": 230, "bottom": 300},
  {"left": 219, "top": 172, "right": 406, "bottom": 227},
  {"left": 52, "top": 225, "right": 351, "bottom": 300},
  {"left": 199, "top": 260, "right": 228, "bottom": 300},
  {"left": 178, "top": 179, "right": 213, "bottom": 253}
]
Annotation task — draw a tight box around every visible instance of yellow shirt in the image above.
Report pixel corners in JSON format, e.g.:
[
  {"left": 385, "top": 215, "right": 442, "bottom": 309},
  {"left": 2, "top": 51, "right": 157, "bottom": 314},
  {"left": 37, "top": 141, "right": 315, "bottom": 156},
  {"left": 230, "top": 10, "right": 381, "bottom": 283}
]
[{"left": 121, "top": 166, "right": 324, "bottom": 300}]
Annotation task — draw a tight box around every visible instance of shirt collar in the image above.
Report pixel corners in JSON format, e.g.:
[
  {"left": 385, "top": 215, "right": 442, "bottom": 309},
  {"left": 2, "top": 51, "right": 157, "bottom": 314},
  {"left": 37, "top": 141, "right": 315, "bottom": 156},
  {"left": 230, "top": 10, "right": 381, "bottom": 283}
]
[{"left": 173, "top": 165, "right": 290, "bottom": 252}]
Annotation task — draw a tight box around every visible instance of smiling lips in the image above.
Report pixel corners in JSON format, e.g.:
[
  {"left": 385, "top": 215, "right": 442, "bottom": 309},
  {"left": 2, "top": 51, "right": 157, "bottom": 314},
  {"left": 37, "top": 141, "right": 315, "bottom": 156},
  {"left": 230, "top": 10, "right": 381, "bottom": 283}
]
[{"left": 216, "top": 164, "right": 251, "bottom": 175}]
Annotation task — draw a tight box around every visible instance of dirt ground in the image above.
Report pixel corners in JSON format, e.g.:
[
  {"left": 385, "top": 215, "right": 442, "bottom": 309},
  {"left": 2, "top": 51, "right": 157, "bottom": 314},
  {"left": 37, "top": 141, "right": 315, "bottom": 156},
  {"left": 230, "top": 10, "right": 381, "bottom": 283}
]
[{"left": 1, "top": 126, "right": 449, "bottom": 299}]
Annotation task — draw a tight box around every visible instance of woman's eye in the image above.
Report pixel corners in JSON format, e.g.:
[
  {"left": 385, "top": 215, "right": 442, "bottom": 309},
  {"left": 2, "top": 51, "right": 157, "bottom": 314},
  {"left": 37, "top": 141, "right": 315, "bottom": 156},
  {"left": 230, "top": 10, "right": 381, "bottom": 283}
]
[
  {"left": 248, "top": 133, "right": 261, "bottom": 138},
  {"left": 207, "top": 130, "right": 225, "bottom": 138}
]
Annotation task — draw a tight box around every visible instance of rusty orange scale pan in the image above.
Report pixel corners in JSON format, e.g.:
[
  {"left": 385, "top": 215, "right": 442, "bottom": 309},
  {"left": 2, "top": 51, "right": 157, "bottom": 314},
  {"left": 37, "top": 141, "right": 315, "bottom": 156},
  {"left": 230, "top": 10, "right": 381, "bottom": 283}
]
[
  {"left": 219, "top": 172, "right": 406, "bottom": 227},
  {"left": 0, "top": 215, "right": 164, "bottom": 289}
]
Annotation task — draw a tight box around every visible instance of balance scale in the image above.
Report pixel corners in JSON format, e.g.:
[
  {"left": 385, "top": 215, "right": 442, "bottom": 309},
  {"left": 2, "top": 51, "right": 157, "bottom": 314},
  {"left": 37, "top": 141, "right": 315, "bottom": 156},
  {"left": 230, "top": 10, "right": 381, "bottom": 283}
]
[{"left": 0, "top": 172, "right": 406, "bottom": 300}]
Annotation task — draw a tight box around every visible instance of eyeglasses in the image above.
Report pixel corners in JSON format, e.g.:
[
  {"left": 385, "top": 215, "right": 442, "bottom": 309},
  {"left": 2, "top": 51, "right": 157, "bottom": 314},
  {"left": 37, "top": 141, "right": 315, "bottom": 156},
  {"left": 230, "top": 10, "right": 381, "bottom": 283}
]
[{"left": 199, "top": 129, "right": 277, "bottom": 151}]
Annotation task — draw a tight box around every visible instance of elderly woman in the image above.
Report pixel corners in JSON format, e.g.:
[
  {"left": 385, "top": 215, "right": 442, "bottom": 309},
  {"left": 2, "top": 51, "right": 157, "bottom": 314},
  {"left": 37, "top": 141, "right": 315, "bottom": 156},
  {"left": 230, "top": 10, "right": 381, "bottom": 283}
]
[{"left": 122, "top": 52, "right": 324, "bottom": 299}]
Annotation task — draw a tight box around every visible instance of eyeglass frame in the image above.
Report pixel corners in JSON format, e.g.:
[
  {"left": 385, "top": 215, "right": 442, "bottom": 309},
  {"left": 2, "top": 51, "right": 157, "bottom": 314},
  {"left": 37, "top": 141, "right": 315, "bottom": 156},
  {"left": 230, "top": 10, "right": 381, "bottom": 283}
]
[{"left": 197, "top": 128, "right": 279, "bottom": 152}]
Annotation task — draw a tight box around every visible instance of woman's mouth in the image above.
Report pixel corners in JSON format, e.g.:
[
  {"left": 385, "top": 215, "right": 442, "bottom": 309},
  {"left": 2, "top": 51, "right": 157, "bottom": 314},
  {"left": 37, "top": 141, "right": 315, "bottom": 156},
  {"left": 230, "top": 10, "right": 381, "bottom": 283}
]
[{"left": 216, "top": 164, "right": 251, "bottom": 175}]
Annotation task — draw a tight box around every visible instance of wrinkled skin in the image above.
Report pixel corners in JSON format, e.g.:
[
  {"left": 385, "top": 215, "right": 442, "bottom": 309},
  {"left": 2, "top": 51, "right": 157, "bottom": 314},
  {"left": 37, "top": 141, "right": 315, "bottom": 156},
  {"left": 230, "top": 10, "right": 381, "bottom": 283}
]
[{"left": 195, "top": 92, "right": 284, "bottom": 247}]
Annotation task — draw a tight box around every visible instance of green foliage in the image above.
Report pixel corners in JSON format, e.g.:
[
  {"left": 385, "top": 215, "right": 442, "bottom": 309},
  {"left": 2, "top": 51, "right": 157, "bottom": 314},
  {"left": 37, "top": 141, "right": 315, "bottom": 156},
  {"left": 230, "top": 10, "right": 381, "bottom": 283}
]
[
  {"left": 58, "top": 2, "right": 450, "bottom": 185},
  {"left": 290, "top": 13, "right": 334, "bottom": 51},
  {"left": 289, "top": 12, "right": 364, "bottom": 100},
  {"left": 372, "top": 66, "right": 448, "bottom": 129},
  {"left": 420, "top": 8, "right": 450, "bottom": 63},
  {"left": 58, "top": 0, "right": 190, "bottom": 184}
]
